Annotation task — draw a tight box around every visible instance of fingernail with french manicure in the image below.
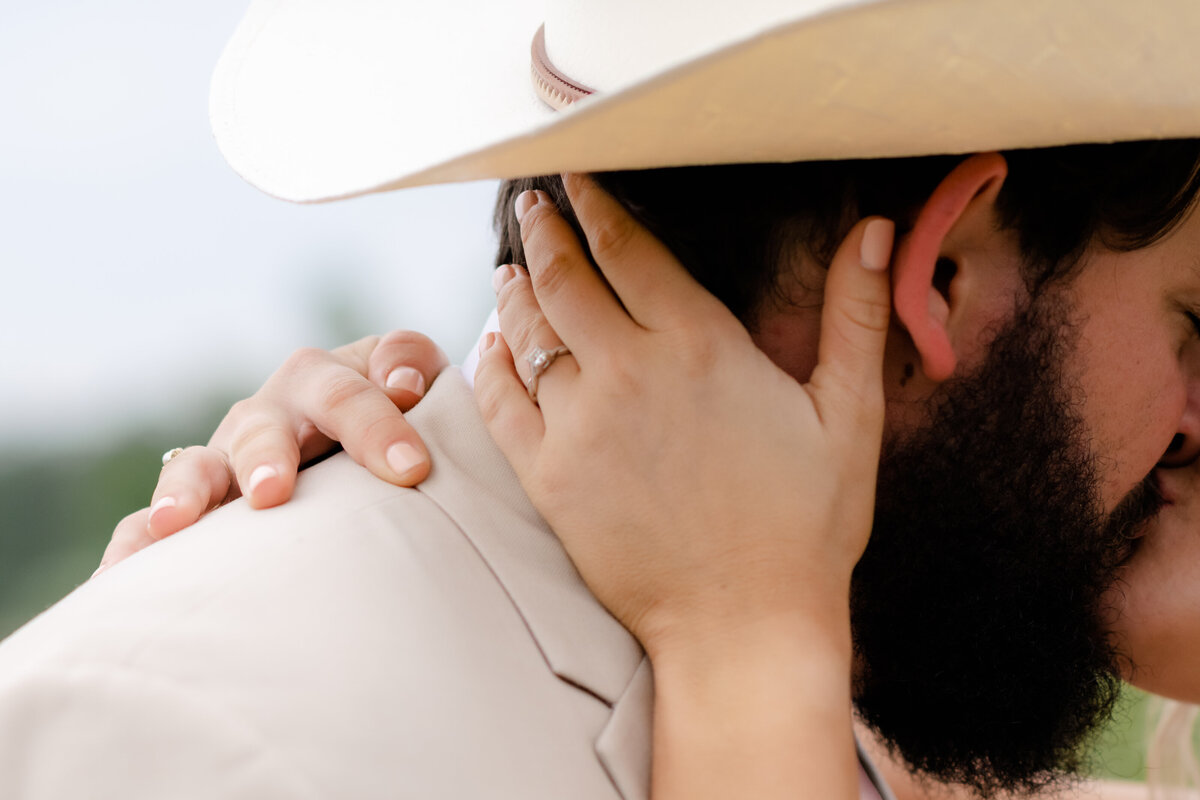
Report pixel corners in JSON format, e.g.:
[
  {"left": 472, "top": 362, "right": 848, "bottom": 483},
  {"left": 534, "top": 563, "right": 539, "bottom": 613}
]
[
  {"left": 386, "top": 366, "right": 426, "bottom": 396},
  {"left": 491, "top": 264, "right": 515, "bottom": 293},
  {"left": 148, "top": 496, "right": 177, "bottom": 525},
  {"left": 247, "top": 465, "right": 279, "bottom": 496},
  {"left": 514, "top": 190, "right": 539, "bottom": 223},
  {"left": 860, "top": 218, "right": 893, "bottom": 271},
  {"left": 387, "top": 442, "right": 426, "bottom": 478}
]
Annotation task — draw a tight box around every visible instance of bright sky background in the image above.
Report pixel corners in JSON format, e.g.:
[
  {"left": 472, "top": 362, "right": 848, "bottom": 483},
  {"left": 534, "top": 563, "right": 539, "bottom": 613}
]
[{"left": 0, "top": 0, "right": 498, "bottom": 448}]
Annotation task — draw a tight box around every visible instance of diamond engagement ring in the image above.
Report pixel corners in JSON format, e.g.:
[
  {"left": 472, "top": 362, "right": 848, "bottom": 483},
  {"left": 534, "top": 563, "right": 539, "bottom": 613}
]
[
  {"left": 161, "top": 447, "right": 186, "bottom": 468},
  {"left": 525, "top": 345, "right": 571, "bottom": 404}
]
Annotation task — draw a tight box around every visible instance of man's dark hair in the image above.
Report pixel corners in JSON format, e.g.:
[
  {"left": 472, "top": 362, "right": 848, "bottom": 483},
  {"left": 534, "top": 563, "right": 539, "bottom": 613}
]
[{"left": 494, "top": 140, "right": 1200, "bottom": 323}]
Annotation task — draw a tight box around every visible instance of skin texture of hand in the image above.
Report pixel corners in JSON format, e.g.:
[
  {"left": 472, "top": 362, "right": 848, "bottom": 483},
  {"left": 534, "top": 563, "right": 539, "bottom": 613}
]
[
  {"left": 473, "top": 174, "right": 895, "bottom": 800},
  {"left": 96, "top": 332, "right": 448, "bottom": 573}
]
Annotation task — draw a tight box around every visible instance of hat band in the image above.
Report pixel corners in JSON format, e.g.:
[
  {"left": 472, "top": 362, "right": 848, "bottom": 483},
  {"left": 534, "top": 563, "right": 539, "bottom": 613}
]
[{"left": 531, "top": 24, "right": 595, "bottom": 110}]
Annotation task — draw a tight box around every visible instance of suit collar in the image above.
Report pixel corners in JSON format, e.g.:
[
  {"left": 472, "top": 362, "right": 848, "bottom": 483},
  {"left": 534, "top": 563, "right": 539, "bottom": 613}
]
[
  {"left": 596, "top": 658, "right": 653, "bottom": 800},
  {"left": 409, "top": 369, "right": 893, "bottom": 800},
  {"left": 408, "top": 369, "right": 645, "bottom": 705}
]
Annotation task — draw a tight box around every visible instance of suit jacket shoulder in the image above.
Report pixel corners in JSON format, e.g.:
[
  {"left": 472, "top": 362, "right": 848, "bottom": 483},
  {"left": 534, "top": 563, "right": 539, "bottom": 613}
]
[{"left": 0, "top": 370, "right": 649, "bottom": 800}]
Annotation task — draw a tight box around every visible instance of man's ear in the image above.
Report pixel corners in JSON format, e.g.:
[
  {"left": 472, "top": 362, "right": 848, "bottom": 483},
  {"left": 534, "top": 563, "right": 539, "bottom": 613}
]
[{"left": 892, "top": 152, "right": 1008, "bottom": 382}]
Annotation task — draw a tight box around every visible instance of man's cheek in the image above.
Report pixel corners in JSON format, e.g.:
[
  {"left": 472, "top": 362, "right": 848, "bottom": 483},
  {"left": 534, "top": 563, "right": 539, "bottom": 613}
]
[{"left": 1075, "top": 354, "right": 1184, "bottom": 513}]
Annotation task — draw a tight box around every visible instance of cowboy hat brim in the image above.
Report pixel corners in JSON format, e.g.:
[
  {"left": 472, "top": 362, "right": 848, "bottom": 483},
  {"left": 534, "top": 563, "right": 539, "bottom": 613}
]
[{"left": 210, "top": 0, "right": 1200, "bottom": 203}]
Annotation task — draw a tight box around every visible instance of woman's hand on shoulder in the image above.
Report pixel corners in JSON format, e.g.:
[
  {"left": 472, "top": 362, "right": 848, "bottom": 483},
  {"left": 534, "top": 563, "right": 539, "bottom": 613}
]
[
  {"left": 475, "top": 175, "right": 892, "bottom": 655},
  {"left": 474, "top": 175, "right": 893, "bottom": 800},
  {"left": 97, "top": 331, "right": 450, "bottom": 574}
]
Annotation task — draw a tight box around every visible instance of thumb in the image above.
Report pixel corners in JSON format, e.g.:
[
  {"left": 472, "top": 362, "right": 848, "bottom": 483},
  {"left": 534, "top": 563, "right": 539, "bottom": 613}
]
[{"left": 809, "top": 216, "right": 894, "bottom": 428}]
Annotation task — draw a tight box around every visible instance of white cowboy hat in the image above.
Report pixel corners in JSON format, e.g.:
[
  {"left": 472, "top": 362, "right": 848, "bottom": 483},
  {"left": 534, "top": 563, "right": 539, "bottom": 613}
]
[{"left": 210, "top": 0, "right": 1200, "bottom": 204}]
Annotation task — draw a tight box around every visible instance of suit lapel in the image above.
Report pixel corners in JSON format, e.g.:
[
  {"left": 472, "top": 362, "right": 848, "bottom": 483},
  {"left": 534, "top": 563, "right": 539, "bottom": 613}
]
[
  {"left": 408, "top": 367, "right": 648, "bottom": 681},
  {"left": 410, "top": 371, "right": 650, "bottom": 799},
  {"left": 407, "top": 371, "right": 894, "bottom": 800},
  {"left": 596, "top": 658, "right": 654, "bottom": 800},
  {"left": 409, "top": 370, "right": 644, "bottom": 704},
  {"left": 410, "top": 371, "right": 902, "bottom": 800}
]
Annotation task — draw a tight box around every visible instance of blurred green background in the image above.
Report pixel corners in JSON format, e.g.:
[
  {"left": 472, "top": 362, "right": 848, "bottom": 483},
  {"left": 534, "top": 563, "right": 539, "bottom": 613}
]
[{"left": 0, "top": 395, "right": 233, "bottom": 638}]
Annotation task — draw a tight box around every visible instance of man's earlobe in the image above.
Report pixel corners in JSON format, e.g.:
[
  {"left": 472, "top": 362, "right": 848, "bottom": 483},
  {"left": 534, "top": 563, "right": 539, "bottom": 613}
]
[{"left": 892, "top": 152, "right": 1008, "bottom": 383}]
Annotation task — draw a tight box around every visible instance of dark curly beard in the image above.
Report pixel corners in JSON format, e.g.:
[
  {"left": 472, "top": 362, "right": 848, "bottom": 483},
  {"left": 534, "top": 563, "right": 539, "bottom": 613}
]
[{"left": 850, "top": 295, "right": 1159, "bottom": 798}]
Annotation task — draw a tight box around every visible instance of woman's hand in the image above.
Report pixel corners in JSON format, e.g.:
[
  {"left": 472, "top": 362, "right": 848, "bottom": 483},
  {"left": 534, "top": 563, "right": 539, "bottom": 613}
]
[
  {"left": 473, "top": 174, "right": 894, "bottom": 800},
  {"left": 98, "top": 331, "right": 449, "bottom": 573},
  {"left": 476, "top": 175, "right": 891, "bottom": 655}
]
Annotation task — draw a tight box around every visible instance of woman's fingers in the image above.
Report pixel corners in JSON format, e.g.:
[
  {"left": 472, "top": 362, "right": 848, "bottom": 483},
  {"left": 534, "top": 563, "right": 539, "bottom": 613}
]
[
  {"left": 148, "top": 446, "right": 236, "bottom": 538},
  {"left": 807, "top": 216, "right": 894, "bottom": 440},
  {"left": 96, "top": 508, "right": 155, "bottom": 576},
  {"left": 221, "top": 406, "right": 305, "bottom": 509},
  {"left": 211, "top": 344, "right": 440, "bottom": 502},
  {"left": 560, "top": 173, "right": 726, "bottom": 329},
  {"left": 493, "top": 264, "right": 578, "bottom": 409},
  {"left": 99, "top": 331, "right": 448, "bottom": 576},
  {"left": 364, "top": 329, "right": 450, "bottom": 410},
  {"left": 301, "top": 363, "right": 432, "bottom": 486},
  {"left": 474, "top": 332, "right": 544, "bottom": 479},
  {"left": 324, "top": 331, "right": 449, "bottom": 484},
  {"left": 514, "top": 188, "right": 632, "bottom": 359}
]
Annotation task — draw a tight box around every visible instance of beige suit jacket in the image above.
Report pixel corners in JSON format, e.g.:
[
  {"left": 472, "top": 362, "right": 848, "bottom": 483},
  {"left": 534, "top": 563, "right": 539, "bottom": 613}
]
[{"left": 0, "top": 370, "right": 890, "bottom": 800}]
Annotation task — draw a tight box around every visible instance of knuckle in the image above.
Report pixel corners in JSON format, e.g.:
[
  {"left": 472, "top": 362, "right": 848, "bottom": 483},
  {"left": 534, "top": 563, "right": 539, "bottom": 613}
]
[
  {"left": 379, "top": 329, "right": 437, "bottom": 354},
  {"left": 530, "top": 249, "right": 573, "bottom": 300},
  {"left": 370, "top": 329, "right": 447, "bottom": 386},
  {"left": 204, "top": 453, "right": 238, "bottom": 500},
  {"left": 333, "top": 335, "right": 380, "bottom": 363},
  {"left": 185, "top": 443, "right": 223, "bottom": 468},
  {"left": 317, "top": 373, "right": 374, "bottom": 417},
  {"left": 838, "top": 294, "right": 892, "bottom": 335},
  {"left": 229, "top": 414, "right": 286, "bottom": 456},
  {"left": 224, "top": 397, "right": 258, "bottom": 426},
  {"left": 508, "top": 316, "right": 549, "bottom": 358},
  {"left": 283, "top": 346, "right": 331, "bottom": 374},
  {"left": 355, "top": 409, "right": 407, "bottom": 451},
  {"left": 588, "top": 215, "right": 637, "bottom": 263}
]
